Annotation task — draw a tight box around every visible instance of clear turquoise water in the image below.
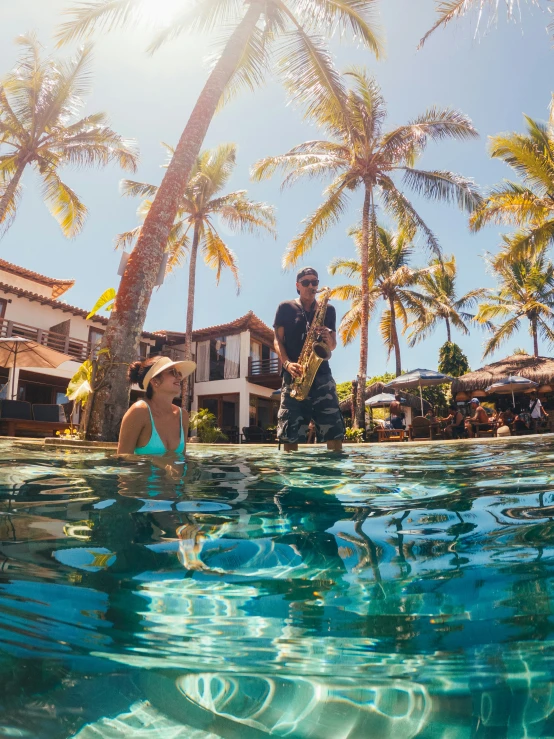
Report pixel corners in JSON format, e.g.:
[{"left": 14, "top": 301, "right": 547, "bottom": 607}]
[{"left": 2, "top": 438, "right": 554, "bottom": 737}]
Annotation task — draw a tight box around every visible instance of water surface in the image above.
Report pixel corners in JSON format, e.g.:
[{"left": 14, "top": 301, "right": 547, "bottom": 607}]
[{"left": 1, "top": 438, "right": 554, "bottom": 737}]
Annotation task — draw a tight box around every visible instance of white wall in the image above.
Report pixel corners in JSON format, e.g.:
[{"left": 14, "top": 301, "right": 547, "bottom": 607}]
[
  {"left": 0, "top": 268, "right": 54, "bottom": 298},
  {"left": 190, "top": 329, "right": 277, "bottom": 436}
]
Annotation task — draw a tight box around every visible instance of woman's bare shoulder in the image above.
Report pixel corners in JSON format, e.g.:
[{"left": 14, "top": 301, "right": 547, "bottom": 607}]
[{"left": 123, "top": 401, "right": 150, "bottom": 420}]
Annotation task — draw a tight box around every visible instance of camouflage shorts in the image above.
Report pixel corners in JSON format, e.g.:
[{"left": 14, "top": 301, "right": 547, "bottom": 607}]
[{"left": 277, "top": 373, "right": 345, "bottom": 444}]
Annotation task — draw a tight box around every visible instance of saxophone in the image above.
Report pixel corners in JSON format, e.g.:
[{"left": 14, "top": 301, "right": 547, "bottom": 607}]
[{"left": 289, "top": 288, "right": 332, "bottom": 401}]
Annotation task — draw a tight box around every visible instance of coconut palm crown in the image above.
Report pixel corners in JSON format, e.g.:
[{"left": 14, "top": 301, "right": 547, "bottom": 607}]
[
  {"left": 406, "top": 255, "right": 486, "bottom": 346},
  {"left": 475, "top": 244, "right": 554, "bottom": 358},
  {"left": 57, "top": 0, "right": 384, "bottom": 441},
  {"left": 470, "top": 111, "right": 554, "bottom": 266},
  {"left": 0, "top": 34, "right": 138, "bottom": 236},
  {"left": 329, "top": 224, "right": 441, "bottom": 377},
  {"left": 117, "top": 142, "right": 275, "bottom": 405},
  {"left": 252, "top": 68, "right": 480, "bottom": 425}
]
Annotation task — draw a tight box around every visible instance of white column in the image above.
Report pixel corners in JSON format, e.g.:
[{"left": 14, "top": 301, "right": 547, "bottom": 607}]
[
  {"left": 7, "top": 367, "right": 19, "bottom": 400},
  {"left": 238, "top": 331, "right": 252, "bottom": 439}
]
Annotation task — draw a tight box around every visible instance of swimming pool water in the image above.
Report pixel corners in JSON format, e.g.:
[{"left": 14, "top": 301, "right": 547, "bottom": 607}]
[{"left": 2, "top": 438, "right": 554, "bottom": 737}]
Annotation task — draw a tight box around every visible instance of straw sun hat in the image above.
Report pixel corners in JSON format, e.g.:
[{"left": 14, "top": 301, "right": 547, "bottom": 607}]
[{"left": 141, "top": 356, "right": 196, "bottom": 390}]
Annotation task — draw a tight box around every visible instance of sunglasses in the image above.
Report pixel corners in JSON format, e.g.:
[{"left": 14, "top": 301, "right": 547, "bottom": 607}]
[
  {"left": 299, "top": 279, "right": 319, "bottom": 287},
  {"left": 162, "top": 367, "right": 183, "bottom": 380}
]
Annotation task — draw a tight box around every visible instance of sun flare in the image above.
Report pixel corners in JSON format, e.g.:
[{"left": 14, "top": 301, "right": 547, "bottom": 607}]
[{"left": 140, "top": 0, "right": 183, "bottom": 26}]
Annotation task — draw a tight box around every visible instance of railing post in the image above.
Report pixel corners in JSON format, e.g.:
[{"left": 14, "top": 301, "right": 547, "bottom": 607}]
[
  {"left": 36, "top": 329, "right": 44, "bottom": 345},
  {"left": 64, "top": 336, "right": 70, "bottom": 355},
  {"left": 6, "top": 320, "right": 13, "bottom": 338}
]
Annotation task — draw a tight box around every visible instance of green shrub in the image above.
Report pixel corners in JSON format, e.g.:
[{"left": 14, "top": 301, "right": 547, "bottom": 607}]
[{"left": 345, "top": 427, "right": 365, "bottom": 443}]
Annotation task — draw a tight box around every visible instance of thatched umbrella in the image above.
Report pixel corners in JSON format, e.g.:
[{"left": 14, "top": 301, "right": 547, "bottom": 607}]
[{"left": 452, "top": 354, "right": 554, "bottom": 394}]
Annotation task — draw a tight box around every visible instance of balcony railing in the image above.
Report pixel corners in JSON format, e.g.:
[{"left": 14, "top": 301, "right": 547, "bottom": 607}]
[
  {"left": 248, "top": 357, "right": 281, "bottom": 376},
  {"left": 0, "top": 316, "right": 92, "bottom": 363}
]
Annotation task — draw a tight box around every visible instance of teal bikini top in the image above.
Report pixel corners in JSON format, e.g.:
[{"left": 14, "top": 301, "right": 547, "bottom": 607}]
[{"left": 134, "top": 403, "right": 185, "bottom": 456}]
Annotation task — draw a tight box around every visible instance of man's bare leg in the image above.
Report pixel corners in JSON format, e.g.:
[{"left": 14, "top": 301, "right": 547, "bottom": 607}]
[
  {"left": 327, "top": 440, "right": 343, "bottom": 452},
  {"left": 283, "top": 443, "right": 299, "bottom": 452}
]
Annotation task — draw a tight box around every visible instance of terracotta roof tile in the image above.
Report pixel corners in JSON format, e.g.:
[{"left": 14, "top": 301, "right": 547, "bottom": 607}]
[
  {"left": 155, "top": 311, "right": 274, "bottom": 344},
  {"left": 0, "top": 281, "right": 158, "bottom": 339},
  {"left": 0, "top": 259, "right": 75, "bottom": 298}
]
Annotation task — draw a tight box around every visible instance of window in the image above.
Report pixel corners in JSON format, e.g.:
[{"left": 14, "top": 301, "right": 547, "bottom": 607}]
[
  {"left": 209, "top": 337, "right": 226, "bottom": 381},
  {"left": 0, "top": 298, "right": 7, "bottom": 320},
  {"left": 139, "top": 342, "right": 149, "bottom": 359}
]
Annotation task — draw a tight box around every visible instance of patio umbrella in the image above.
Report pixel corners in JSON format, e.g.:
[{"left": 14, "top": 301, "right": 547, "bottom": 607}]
[
  {"left": 485, "top": 375, "right": 538, "bottom": 406},
  {"left": 365, "top": 393, "right": 398, "bottom": 408},
  {"left": 0, "top": 338, "right": 72, "bottom": 400},
  {"left": 385, "top": 368, "right": 454, "bottom": 416}
]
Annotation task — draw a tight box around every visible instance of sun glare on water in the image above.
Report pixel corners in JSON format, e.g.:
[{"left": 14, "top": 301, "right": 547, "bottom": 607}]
[{"left": 140, "top": 0, "right": 183, "bottom": 26}]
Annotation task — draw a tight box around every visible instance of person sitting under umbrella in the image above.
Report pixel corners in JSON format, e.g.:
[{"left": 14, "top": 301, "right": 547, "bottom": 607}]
[
  {"left": 389, "top": 400, "right": 406, "bottom": 430},
  {"left": 466, "top": 398, "right": 490, "bottom": 438},
  {"left": 441, "top": 403, "right": 466, "bottom": 439}
]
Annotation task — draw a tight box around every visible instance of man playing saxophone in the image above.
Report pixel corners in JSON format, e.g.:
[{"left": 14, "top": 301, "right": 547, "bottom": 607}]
[{"left": 273, "top": 267, "right": 345, "bottom": 452}]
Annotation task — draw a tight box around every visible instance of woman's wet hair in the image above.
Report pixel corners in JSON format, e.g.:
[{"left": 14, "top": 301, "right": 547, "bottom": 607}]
[
  {"left": 128, "top": 357, "right": 159, "bottom": 399},
  {"left": 449, "top": 402, "right": 457, "bottom": 411}
]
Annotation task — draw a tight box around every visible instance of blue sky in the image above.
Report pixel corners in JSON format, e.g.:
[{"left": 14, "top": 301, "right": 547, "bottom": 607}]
[{"left": 1, "top": 0, "right": 553, "bottom": 382}]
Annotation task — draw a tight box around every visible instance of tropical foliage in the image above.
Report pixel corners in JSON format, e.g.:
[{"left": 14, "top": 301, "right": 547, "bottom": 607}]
[
  {"left": 0, "top": 34, "right": 138, "bottom": 236},
  {"left": 118, "top": 142, "right": 275, "bottom": 406},
  {"left": 87, "top": 288, "right": 116, "bottom": 319},
  {"left": 475, "top": 246, "right": 554, "bottom": 358},
  {"left": 58, "top": 0, "right": 384, "bottom": 441},
  {"left": 406, "top": 256, "right": 485, "bottom": 345},
  {"left": 438, "top": 341, "right": 470, "bottom": 377},
  {"left": 190, "top": 409, "right": 228, "bottom": 443},
  {"left": 420, "top": 0, "right": 553, "bottom": 48},
  {"left": 253, "top": 68, "right": 480, "bottom": 427},
  {"left": 469, "top": 113, "right": 554, "bottom": 266},
  {"left": 328, "top": 225, "right": 442, "bottom": 377}
]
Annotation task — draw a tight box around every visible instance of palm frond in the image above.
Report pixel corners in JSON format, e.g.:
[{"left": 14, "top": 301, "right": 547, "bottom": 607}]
[
  {"left": 489, "top": 131, "right": 554, "bottom": 196},
  {"left": 302, "top": 0, "right": 384, "bottom": 57},
  {"left": 148, "top": 0, "right": 242, "bottom": 52},
  {"left": 402, "top": 167, "right": 482, "bottom": 212},
  {"left": 481, "top": 314, "right": 522, "bottom": 358},
  {"left": 283, "top": 176, "right": 350, "bottom": 267},
  {"left": 114, "top": 225, "right": 141, "bottom": 250},
  {"left": 419, "top": 0, "right": 475, "bottom": 48},
  {"left": 202, "top": 225, "right": 240, "bottom": 290},
  {"left": 275, "top": 21, "right": 348, "bottom": 125},
  {"left": 338, "top": 302, "right": 362, "bottom": 345},
  {"left": 56, "top": 0, "right": 142, "bottom": 46},
  {"left": 120, "top": 179, "right": 158, "bottom": 199},
  {"left": 40, "top": 168, "right": 87, "bottom": 237},
  {"left": 469, "top": 181, "right": 550, "bottom": 231}
]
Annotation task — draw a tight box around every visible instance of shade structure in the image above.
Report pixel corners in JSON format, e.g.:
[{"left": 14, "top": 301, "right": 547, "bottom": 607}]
[
  {"left": 385, "top": 369, "right": 454, "bottom": 415},
  {"left": 0, "top": 338, "right": 72, "bottom": 400},
  {"left": 365, "top": 393, "right": 398, "bottom": 408},
  {"left": 485, "top": 375, "right": 538, "bottom": 406}
]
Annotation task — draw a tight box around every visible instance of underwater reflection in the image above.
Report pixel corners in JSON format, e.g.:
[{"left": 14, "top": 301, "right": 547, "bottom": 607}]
[{"left": 2, "top": 440, "right": 554, "bottom": 737}]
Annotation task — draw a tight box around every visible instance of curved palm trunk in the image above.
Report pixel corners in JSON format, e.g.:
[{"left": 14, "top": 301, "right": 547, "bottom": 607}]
[
  {"left": 87, "top": 2, "right": 264, "bottom": 441},
  {"left": 389, "top": 298, "right": 402, "bottom": 376},
  {"left": 532, "top": 317, "right": 539, "bottom": 357},
  {"left": 354, "top": 185, "right": 372, "bottom": 430},
  {"left": 181, "top": 225, "right": 200, "bottom": 410},
  {"left": 0, "top": 160, "right": 26, "bottom": 232},
  {"left": 445, "top": 317, "right": 451, "bottom": 343}
]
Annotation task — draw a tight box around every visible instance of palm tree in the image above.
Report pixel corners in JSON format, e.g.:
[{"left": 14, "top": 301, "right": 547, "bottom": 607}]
[
  {"left": 329, "top": 225, "right": 440, "bottom": 377},
  {"left": 252, "top": 68, "right": 480, "bottom": 427},
  {"left": 406, "top": 255, "right": 485, "bottom": 345},
  {"left": 57, "top": 0, "right": 384, "bottom": 441},
  {"left": 0, "top": 34, "right": 138, "bottom": 236},
  {"left": 419, "top": 0, "right": 552, "bottom": 48},
  {"left": 469, "top": 112, "right": 554, "bottom": 266},
  {"left": 475, "top": 245, "right": 554, "bottom": 358},
  {"left": 115, "top": 142, "right": 275, "bottom": 409}
]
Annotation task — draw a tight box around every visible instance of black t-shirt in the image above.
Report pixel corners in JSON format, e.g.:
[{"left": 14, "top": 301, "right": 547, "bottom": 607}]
[{"left": 273, "top": 299, "right": 336, "bottom": 377}]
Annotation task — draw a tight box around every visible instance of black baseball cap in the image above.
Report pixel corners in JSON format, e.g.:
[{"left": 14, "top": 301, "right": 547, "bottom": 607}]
[{"left": 296, "top": 267, "right": 318, "bottom": 281}]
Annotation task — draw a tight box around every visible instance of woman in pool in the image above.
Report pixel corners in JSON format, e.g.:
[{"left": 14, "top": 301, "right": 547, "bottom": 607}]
[{"left": 117, "top": 356, "right": 196, "bottom": 456}]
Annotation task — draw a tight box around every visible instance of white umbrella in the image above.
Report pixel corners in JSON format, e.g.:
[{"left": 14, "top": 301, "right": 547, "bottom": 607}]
[
  {"left": 385, "top": 368, "right": 454, "bottom": 415},
  {"left": 0, "top": 338, "right": 72, "bottom": 400},
  {"left": 485, "top": 375, "right": 538, "bottom": 406},
  {"left": 365, "top": 392, "right": 398, "bottom": 408}
]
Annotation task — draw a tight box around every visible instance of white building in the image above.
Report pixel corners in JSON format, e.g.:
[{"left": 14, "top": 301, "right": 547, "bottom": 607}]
[
  {"left": 0, "top": 261, "right": 281, "bottom": 439},
  {"left": 155, "top": 312, "right": 282, "bottom": 442},
  {"left": 0, "top": 259, "right": 156, "bottom": 406}
]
